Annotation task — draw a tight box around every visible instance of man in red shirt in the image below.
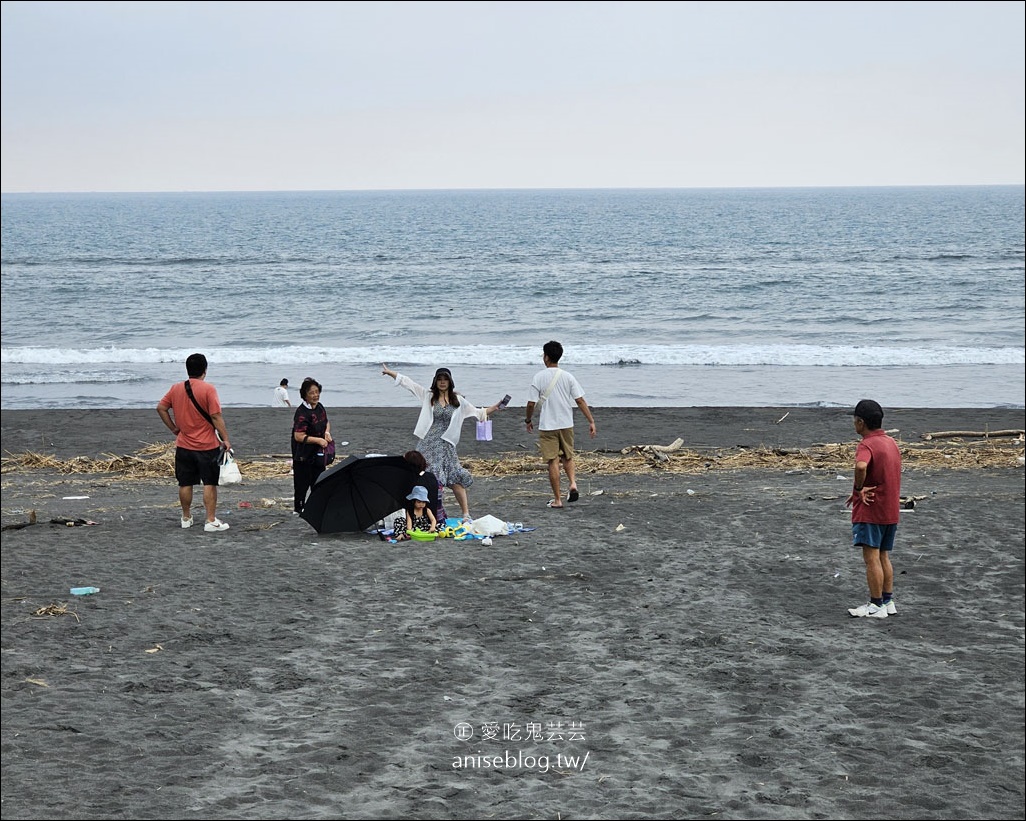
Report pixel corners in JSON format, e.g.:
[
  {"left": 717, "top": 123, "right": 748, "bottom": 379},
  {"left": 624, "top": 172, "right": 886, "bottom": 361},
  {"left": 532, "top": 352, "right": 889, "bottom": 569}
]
[
  {"left": 157, "top": 353, "right": 233, "bottom": 533},
  {"left": 845, "top": 399, "right": 902, "bottom": 618}
]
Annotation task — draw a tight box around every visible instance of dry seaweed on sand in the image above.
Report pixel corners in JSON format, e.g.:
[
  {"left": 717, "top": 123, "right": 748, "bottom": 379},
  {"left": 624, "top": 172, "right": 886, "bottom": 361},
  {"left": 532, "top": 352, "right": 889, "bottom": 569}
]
[
  {"left": 466, "top": 438, "right": 1024, "bottom": 475},
  {"left": 2, "top": 434, "right": 1022, "bottom": 482},
  {"left": 32, "top": 602, "right": 80, "bottom": 621},
  {"left": 1, "top": 442, "right": 291, "bottom": 480}
]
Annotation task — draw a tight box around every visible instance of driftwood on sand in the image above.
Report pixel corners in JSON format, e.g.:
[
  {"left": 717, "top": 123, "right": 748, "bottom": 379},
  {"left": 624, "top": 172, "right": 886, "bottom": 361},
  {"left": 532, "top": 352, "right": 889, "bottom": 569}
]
[{"left": 617, "top": 437, "right": 686, "bottom": 463}]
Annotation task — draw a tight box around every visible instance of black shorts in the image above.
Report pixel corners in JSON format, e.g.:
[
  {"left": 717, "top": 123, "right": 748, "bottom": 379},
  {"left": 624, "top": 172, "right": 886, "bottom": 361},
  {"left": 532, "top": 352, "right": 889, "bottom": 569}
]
[{"left": 175, "top": 446, "right": 222, "bottom": 487}]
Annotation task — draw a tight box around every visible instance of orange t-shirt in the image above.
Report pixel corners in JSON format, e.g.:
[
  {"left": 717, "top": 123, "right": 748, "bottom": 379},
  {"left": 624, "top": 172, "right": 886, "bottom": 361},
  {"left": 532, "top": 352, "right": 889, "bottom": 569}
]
[{"left": 158, "top": 379, "right": 222, "bottom": 451}]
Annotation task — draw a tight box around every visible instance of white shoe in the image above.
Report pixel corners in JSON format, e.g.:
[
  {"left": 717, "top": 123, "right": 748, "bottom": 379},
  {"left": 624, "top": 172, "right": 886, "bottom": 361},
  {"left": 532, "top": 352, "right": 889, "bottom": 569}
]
[
  {"left": 181, "top": 516, "right": 194, "bottom": 529},
  {"left": 884, "top": 600, "right": 897, "bottom": 615},
  {"left": 204, "top": 519, "right": 230, "bottom": 532},
  {"left": 848, "top": 602, "right": 887, "bottom": 618}
]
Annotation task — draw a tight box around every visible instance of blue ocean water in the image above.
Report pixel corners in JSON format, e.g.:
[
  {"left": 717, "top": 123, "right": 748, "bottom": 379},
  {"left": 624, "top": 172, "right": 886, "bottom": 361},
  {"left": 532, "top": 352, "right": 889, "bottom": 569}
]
[{"left": 1, "top": 187, "right": 1023, "bottom": 410}]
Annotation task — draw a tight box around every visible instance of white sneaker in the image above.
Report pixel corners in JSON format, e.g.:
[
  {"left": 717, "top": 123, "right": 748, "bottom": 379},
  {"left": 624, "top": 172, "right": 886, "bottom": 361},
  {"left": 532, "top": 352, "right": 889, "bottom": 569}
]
[
  {"left": 181, "top": 516, "right": 194, "bottom": 529},
  {"left": 204, "top": 519, "right": 230, "bottom": 532},
  {"left": 884, "top": 600, "right": 897, "bottom": 615},
  {"left": 848, "top": 602, "right": 887, "bottom": 618}
]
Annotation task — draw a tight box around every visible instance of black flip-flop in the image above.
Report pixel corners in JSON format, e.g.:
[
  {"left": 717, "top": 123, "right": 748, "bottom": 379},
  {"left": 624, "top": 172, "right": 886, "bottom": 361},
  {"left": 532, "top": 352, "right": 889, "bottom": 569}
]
[
  {"left": 546, "top": 501, "right": 565, "bottom": 509},
  {"left": 567, "top": 489, "right": 580, "bottom": 503}
]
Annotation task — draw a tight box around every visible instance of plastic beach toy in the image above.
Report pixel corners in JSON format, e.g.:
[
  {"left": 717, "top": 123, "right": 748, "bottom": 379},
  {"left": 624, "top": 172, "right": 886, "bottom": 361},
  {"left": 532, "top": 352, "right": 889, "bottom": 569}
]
[{"left": 409, "top": 530, "right": 436, "bottom": 542}]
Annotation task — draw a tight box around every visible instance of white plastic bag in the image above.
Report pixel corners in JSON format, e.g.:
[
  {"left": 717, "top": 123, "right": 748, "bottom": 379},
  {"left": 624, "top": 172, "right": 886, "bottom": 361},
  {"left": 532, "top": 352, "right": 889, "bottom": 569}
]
[
  {"left": 469, "top": 514, "right": 506, "bottom": 537},
  {"left": 219, "top": 449, "right": 242, "bottom": 485},
  {"left": 476, "top": 419, "right": 493, "bottom": 441}
]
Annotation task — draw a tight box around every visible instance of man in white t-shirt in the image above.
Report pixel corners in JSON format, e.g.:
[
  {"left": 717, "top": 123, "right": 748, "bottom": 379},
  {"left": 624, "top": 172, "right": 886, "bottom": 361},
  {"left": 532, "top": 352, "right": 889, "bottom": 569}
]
[
  {"left": 524, "top": 340, "right": 596, "bottom": 509},
  {"left": 273, "top": 378, "right": 292, "bottom": 407}
]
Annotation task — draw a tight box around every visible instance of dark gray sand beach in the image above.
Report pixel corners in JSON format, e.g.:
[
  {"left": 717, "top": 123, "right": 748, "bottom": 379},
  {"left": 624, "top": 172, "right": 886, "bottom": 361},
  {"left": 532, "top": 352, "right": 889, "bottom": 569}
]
[{"left": 2, "top": 407, "right": 1024, "bottom": 820}]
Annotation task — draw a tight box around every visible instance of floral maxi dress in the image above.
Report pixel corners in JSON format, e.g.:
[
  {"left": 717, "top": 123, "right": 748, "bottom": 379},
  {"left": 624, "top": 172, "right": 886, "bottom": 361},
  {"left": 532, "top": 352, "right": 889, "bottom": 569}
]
[{"left": 414, "top": 403, "right": 474, "bottom": 491}]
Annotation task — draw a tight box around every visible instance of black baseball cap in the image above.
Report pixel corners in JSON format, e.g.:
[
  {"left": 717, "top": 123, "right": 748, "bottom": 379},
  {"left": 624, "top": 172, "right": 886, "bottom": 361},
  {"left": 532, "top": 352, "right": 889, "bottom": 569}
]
[{"left": 853, "top": 399, "right": 883, "bottom": 421}]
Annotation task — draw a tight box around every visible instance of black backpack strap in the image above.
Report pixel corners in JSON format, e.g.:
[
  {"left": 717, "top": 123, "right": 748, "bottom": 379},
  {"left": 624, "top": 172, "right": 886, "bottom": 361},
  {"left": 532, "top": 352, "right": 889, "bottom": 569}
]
[{"left": 183, "top": 379, "right": 215, "bottom": 428}]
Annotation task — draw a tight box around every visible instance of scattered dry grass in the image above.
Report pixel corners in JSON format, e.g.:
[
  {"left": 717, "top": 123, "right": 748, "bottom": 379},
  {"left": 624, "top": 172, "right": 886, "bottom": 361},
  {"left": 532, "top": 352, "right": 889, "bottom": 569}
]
[
  {"left": 32, "top": 602, "right": 80, "bottom": 621},
  {"left": 465, "top": 439, "right": 1023, "bottom": 476},
  {"left": 2, "top": 435, "right": 1022, "bottom": 481},
  {"left": 0, "top": 442, "right": 291, "bottom": 481}
]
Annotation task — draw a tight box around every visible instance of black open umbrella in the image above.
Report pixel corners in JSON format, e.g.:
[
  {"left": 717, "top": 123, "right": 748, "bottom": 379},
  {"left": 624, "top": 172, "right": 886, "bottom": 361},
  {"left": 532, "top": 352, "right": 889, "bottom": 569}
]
[{"left": 299, "top": 454, "right": 421, "bottom": 533}]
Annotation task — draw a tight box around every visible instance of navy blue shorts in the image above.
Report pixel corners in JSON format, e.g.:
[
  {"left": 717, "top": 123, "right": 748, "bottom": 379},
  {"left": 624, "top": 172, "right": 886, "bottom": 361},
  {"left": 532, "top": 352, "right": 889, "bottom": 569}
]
[
  {"left": 175, "top": 446, "right": 222, "bottom": 487},
  {"left": 852, "top": 522, "right": 897, "bottom": 551}
]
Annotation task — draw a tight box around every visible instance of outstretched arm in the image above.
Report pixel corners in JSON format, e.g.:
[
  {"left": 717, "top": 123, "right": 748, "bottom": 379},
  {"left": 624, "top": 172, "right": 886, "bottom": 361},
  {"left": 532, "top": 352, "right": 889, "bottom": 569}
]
[{"left": 382, "top": 364, "right": 429, "bottom": 401}]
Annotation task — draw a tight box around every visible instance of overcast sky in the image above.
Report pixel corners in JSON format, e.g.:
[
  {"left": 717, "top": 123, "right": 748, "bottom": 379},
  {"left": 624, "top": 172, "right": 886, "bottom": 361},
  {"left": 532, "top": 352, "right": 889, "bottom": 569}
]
[{"left": 2, "top": 0, "right": 1023, "bottom": 193}]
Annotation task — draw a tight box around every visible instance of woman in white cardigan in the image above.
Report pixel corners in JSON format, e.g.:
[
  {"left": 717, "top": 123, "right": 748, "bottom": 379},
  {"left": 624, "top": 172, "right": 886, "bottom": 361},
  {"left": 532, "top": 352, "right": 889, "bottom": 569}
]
[{"left": 382, "top": 364, "right": 503, "bottom": 523}]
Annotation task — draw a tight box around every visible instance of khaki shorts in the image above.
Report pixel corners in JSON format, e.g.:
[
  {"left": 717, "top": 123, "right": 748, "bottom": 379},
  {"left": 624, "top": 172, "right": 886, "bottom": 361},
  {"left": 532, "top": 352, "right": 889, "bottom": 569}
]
[{"left": 539, "top": 428, "right": 575, "bottom": 462}]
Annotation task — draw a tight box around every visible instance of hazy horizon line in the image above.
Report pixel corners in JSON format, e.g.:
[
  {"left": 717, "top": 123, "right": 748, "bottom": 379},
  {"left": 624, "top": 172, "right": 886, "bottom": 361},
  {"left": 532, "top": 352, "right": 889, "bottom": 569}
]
[{"left": 4, "top": 182, "right": 1024, "bottom": 197}]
